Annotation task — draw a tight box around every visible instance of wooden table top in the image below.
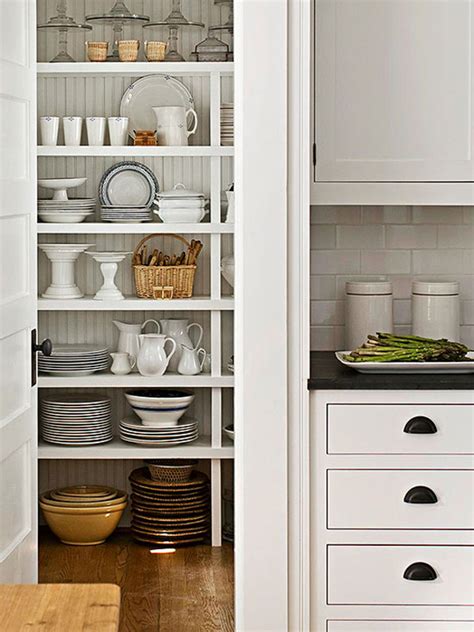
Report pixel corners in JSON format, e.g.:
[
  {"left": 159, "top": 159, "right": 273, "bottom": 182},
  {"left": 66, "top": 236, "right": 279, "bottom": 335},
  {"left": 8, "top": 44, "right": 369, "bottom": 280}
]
[{"left": 0, "top": 583, "right": 120, "bottom": 631}]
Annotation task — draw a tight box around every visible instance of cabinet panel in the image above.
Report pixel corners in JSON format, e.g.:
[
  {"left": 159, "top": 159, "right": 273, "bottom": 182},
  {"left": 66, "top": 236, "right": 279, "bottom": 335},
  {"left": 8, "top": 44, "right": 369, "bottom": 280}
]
[
  {"left": 314, "top": 0, "right": 474, "bottom": 182},
  {"left": 328, "top": 545, "right": 474, "bottom": 605},
  {"left": 327, "top": 404, "right": 474, "bottom": 454},
  {"left": 328, "top": 470, "right": 474, "bottom": 530}
]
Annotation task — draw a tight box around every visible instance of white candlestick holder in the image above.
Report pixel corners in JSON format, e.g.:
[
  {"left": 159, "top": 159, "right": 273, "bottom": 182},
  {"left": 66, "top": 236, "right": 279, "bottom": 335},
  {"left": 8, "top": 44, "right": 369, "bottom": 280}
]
[{"left": 87, "top": 252, "right": 131, "bottom": 301}]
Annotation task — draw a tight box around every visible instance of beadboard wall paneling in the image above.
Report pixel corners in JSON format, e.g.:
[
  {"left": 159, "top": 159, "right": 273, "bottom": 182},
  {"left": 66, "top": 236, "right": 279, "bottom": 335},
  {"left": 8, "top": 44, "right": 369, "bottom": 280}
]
[
  {"left": 310, "top": 206, "right": 474, "bottom": 350},
  {"left": 37, "top": 0, "right": 232, "bottom": 64}
]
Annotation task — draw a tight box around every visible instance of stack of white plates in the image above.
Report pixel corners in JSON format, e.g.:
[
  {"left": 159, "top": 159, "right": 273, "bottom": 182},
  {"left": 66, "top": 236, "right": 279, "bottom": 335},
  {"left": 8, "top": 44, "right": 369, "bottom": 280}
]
[
  {"left": 221, "top": 103, "right": 234, "bottom": 146},
  {"left": 119, "top": 416, "right": 199, "bottom": 446},
  {"left": 40, "top": 393, "right": 113, "bottom": 446},
  {"left": 38, "top": 344, "right": 110, "bottom": 376},
  {"left": 38, "top": 198, "right": 96, "bottom": 224},
  {"left": 100, "top": 204, "right": 152, "bottom": 223}
]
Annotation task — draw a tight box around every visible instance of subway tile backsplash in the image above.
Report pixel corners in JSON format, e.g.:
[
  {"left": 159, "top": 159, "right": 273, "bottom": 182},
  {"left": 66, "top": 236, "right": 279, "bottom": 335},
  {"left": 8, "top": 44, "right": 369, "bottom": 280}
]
[{"left": 310, "top": 206, "right": 474, "bottom": 350}]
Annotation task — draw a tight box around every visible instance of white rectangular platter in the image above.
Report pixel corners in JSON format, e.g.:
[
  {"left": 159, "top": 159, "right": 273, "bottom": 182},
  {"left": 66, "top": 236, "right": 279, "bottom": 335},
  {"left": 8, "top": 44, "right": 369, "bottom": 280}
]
[{"left": 335, "top": 351, "right": 474, "bottom": 374}]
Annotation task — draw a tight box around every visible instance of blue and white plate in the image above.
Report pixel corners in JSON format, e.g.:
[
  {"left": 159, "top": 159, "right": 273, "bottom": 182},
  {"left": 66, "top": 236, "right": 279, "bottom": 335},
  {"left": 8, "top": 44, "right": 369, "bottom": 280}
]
[{"left": 99, "top": 161, "right": 159, "bottom": 208}]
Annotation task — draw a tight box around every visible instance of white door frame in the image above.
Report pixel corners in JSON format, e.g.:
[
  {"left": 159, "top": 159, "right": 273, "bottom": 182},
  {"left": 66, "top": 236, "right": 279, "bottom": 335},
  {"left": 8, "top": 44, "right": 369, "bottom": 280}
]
[
  {"left": 288, "top": 0, "right": 312, "bottom": 630},
  {"left": 234, "top": 1, "right": 289, "bottom": 629}
]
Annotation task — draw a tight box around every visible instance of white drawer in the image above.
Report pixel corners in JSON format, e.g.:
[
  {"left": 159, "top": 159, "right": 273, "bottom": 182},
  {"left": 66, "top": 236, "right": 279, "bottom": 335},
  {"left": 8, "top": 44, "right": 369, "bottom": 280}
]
[
  {"left": 327, "top": 404, "right": 474, "bottom": 454},
  {"left": 327, "top": 622, "right": 474, "bottom": 631},
  {"left": 328, "top": 545, "right": 474, "bottom": 605},
  {"left": 328, "top": 470, "right": 474, "bottom": 530}
]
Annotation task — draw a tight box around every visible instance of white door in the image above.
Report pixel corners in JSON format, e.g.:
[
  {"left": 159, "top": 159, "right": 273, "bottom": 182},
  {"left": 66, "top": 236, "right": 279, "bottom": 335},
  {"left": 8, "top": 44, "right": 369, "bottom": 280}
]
[
  {"left": 315, "top": 0, "right": 474, "bottom": 182},
  {"left": 0, "top": 0, "right": 38, "bottom": 582}
]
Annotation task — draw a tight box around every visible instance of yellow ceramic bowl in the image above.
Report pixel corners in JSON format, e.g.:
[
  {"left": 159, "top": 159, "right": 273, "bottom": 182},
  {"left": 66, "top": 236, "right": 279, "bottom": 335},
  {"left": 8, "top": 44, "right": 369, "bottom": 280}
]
[{"left": 39, "top": 500, "right": 127, "bottom": 545}]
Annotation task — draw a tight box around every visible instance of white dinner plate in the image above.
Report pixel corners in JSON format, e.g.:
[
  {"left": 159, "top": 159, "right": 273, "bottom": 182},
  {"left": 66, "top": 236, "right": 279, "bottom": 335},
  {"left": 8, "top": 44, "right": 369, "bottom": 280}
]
[
  {"left": 335, "top": 351, "right": 474, "bottom": 374},
  {"left": 119, "top": 433, "right": 198, "bottom": 446},
  {"left": 120, "top": 75, "right": 195, "bottom": 138},
  {"left": 99, "top": 161, "right": 159, "bottom": 207},
  {"left": 43, "top": 344, "right": 109, "bottom": 356}
]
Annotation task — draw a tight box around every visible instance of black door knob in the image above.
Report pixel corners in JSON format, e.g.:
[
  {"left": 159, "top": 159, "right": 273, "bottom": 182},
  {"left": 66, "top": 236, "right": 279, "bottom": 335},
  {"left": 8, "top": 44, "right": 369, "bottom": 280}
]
[
  {"left": 403, "top": 416, "right": 437, "bottom": 434},
  {"left": 33, "top": 338, "right": 52, "bottom": 356},
  {"left": 403, "top": 562, "right": 437, "bottom": 581},
  {"left": 403, "top": 485, "right": 438, "bottom": 504}
]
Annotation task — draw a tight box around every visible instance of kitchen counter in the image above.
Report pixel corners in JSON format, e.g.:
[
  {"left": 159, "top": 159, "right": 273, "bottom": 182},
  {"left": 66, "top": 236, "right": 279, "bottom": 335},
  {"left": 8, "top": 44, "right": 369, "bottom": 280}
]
[{"left": 308, "top": 351, "right": 474, "bottom": 390}]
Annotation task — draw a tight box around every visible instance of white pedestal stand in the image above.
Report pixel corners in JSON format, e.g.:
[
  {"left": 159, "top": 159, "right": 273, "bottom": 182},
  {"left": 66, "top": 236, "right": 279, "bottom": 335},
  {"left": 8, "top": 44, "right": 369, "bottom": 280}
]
[
  {"left": 87, "top": 252, "right": 131, "bottom": 301},
  {"left": 39, "top": 244, "right": 92, "bottom": 299}
]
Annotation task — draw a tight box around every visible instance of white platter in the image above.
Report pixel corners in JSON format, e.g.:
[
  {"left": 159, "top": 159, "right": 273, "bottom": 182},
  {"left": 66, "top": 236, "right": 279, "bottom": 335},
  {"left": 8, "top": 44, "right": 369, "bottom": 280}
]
[
  {"left": 120, "top": 75, "right": 195, "bottom": 138},
  {"left": 335, "top": 351, "right": 474, "bottom": 374}
]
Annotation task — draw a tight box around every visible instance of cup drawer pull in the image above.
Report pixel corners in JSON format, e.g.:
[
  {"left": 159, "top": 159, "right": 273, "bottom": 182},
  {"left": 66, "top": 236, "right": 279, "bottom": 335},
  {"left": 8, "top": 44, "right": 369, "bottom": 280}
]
[
  {"left": 403, "top": 416, "right": 437, "bottom": 434},
  {"left": 403, "top": 562, "right": 437, "bottom": 581},
  {"left": 403, "top": 485, "right": 438, "bottom": 504}
]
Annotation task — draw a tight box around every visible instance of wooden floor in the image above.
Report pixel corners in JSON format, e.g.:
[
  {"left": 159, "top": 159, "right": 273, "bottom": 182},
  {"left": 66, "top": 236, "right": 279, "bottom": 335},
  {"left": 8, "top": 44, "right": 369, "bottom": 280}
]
[{"left": 39, "top": 529, "right": 234, "bottom": 632}]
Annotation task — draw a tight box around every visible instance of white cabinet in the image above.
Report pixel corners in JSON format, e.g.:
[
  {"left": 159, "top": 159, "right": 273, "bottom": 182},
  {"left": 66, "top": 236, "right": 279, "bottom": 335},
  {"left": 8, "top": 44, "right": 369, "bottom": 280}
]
[
  {"left": 314, "top": 0, "right": 474, "bottom": 183},
  {"left": 311, "top": 390, "right": 474, "bottom": 630}
]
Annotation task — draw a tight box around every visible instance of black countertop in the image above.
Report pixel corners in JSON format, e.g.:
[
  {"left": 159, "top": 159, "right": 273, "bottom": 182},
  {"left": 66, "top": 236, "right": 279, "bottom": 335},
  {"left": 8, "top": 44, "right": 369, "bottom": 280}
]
[{"left": 308, "top": 351, "right": 474, "bottom": 390}]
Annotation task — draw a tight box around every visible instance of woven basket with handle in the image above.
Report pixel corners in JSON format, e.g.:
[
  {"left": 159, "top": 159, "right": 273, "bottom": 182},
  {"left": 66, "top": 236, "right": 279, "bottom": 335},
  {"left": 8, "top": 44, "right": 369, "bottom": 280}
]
[{"left": 133, "top": 233, "right": 198, "bottom": 299}]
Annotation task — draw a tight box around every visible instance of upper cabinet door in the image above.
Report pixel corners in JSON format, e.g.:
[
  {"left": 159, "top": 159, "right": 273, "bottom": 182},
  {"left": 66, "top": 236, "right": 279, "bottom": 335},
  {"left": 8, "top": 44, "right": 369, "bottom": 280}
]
[{"left": 314, "top": 0, "right": 474, "bottom": 182}]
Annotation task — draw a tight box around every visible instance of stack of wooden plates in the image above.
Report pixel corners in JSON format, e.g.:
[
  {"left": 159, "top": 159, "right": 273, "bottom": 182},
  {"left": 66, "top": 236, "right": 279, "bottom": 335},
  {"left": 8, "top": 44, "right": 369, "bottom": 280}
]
[{"left": 129, "top": 467, "right": 210, "bottom": 547}]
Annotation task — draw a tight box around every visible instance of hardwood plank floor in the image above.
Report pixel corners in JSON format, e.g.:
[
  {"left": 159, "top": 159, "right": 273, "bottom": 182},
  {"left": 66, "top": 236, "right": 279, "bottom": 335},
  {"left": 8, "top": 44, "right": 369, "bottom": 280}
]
[{"left": 39, "top": 529, "right": 234, "bottom": 632}]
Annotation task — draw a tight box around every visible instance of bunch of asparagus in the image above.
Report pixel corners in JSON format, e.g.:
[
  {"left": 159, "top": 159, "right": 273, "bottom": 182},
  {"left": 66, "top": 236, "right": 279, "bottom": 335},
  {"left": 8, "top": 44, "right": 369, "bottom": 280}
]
[{"left": 344, "top": 333, "right": 470, "bottom": 363}]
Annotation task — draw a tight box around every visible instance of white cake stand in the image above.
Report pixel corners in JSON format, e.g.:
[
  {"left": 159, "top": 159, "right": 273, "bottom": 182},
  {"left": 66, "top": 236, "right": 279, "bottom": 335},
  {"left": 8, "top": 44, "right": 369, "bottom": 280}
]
[
  {"left": 87, "top": 252, "right": 131, "bottom": 301},
  {"left": 38, "top": 177, "right": 87, "bottom": 201},
  {"left": 39, "top": 243, "right": 93, "bottom": 299}
]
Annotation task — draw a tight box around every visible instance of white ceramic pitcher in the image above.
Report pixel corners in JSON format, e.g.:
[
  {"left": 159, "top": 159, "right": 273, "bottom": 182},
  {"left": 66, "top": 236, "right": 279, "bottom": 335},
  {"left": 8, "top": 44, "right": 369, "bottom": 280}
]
[
  {"left": 137, "top": 334, "right": 177, "bottom": 377},
  {"left": 159, "top": 319, "right": 203, "bottom": 373},
  {"left": 152, "top": 106, "right": 198, "bottom": 146},
  {"left": 113, "top": 319, "right": 160, "bottom": 372},
  {"left": 177, "top": 345, "right": 207, "bottom": 376}
]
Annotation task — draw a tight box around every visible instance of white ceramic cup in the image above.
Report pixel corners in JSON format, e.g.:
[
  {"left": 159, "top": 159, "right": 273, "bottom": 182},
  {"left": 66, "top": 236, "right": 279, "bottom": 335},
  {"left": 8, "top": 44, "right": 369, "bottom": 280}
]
[
  {"left": 63, "top": 116, "right": 83, "bottom": 146},
  {"left": 39, "top": 116, "right": 60, "bottom": 146},
  {"left": 108, "top": 117, "right": 129, "bottom": 146},
  {"left": 86, "top": 116, "right": 106, "bottom": 146},
  {"left": 152, "top": 106, "right": 198, "bottom": 146}
]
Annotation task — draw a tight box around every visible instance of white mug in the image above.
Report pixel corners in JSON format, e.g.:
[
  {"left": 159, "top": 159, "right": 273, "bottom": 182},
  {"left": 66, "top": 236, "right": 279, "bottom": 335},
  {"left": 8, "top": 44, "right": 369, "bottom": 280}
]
[
  {"left": 86, "top": 116, "right": 106, "bottom": 146},
  {"left": 108, "top": 117, "right": 129, "bottom": 146},
  {"left": 152, "top": 106, "right": 198, "bottom": 146},
  {"left": 63, "top": 116, "right": 83, "bottom": 146},
  {"left": 39, "top": 116, "right": 60, "bottom": 146}
]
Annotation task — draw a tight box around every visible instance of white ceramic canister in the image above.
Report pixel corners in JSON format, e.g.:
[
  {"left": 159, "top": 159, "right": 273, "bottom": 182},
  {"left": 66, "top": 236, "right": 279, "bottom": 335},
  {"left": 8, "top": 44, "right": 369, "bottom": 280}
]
[
  {"left": 345, "top": 280, "right": 393, "bottom": 349},
  {"left": 412, "top": 280, "right": 460, "bottom": 341}
]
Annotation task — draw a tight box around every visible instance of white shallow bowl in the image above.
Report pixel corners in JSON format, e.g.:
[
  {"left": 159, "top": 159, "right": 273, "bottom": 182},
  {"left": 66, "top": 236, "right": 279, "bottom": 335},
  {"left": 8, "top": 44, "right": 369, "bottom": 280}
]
[
  {"left": 156, "top": 208, "right": 207, "bottom": 223},
  {"left": 129, "top": 405, "right": 189, "bottom": 427},
  {"left": 39, "top": 212, "right": 92, "bottom": 224},
  {"left": 125, "top": 389, "right": 194, "bottom": 408},
  {"left": 157, "top": 199, "right": 205, "bottom": 209}
]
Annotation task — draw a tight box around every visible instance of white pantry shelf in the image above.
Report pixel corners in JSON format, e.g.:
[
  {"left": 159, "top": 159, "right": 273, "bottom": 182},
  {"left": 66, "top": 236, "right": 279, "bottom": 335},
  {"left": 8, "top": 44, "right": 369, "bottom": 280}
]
[
  {"left": 37, "top": 296, "right": 234, "bottom": 311},
  {"left": 38, "top": 436, "right": 235, "bottom": 460},
  {"left": 37, "top": 62, "right": 234, "bottom": 77},
  {"left": 37, "top": 146, "right": 234, "bottom": 157},
  {"left": 37, "top": 372, "right": 234, "bottom": 388},
  {"left": 37, "top": 222, "right": 234, "bottom": 235}
]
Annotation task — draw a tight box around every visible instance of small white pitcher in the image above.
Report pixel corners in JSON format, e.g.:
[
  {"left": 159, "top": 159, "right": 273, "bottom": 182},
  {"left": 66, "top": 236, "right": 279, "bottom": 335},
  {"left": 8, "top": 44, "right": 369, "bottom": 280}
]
[
  {"left": 177, "top": 345, "right": 207, "bottom": 376},
  {"left": 137, "top": 333, "right": 177, "bottom": 377},
  {"left": 152, "top": 106, "right": 198, "bottom": 146},
  {"left": 110, "top": 352, "right": 136, "bottom": 375}
]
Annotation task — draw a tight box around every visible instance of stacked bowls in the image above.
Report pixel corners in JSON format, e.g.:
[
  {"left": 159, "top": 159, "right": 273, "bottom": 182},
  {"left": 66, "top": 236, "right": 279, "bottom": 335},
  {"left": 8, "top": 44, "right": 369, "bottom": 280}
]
[
  {"left": 38, "top": 198, "right": 96, "bottom": 224},
  {"left": 39, "top": 485, "right": 128, "bottom": 545},
  {"left": 129, "top": 467, "right": 210, "bottom": 546},
  {"left": 155, "top": 184, "right": 208, "bottom": 223}
]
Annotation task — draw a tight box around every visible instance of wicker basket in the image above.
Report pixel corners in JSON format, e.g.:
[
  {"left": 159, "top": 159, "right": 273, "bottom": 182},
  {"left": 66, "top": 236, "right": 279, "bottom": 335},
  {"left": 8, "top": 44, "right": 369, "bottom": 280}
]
[
  {"left": 146, "top": 460, "right": 197, "bottom": 483},
  {"left": 118, "top": 40, "right": 140, "bottom": 62},
  {"left": 86, "top": 41, "right": 108, "bottom": 62},
  {"left": 133, "top": 233, "right": 198, "bottom": 299},
  {"left": 145, "top": 41, "right": 167, "bottom": 62}
]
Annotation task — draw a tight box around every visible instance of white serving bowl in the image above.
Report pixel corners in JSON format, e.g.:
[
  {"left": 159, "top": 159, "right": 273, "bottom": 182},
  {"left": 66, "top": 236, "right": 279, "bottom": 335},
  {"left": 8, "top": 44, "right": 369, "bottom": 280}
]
[
  {"left": 39, "top": 212, "right": 93, "bottom": 224},
  {"left": 157, "top": 199, "right": 206, "bottom": 209},
  {"left": 129, "top": 406, "right": 188, "bottom": 427},
  {"left": 125, "top": 389, "right": 194, "bottom": 408},
  {"left": 156, "top": 208, "right": 207, "bottom": 223}
]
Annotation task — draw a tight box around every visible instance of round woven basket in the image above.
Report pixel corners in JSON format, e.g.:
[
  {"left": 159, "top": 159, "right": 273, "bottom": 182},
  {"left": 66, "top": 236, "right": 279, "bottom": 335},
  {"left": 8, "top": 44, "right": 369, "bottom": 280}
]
[
  {"left": 118, "top": 40, "right": 140, "bottom": 62},
  {"left": 86, "top": 42, "right": 108, "bottom": 62},
  {"left": 146, "top": 459, "right": 197, "bottom": 483}
]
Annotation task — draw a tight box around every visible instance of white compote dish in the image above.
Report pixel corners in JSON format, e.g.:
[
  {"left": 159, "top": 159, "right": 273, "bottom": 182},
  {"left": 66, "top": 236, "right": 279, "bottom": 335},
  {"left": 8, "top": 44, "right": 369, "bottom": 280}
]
[
  {"left": 86, "top": 251, "right": 132, "bottom": 301},
  {"left": 39, "top": 243, "right": 93, "bottom": 299},
  {"left": 38, "top": 177, "right": 87, "bottom": 201}
]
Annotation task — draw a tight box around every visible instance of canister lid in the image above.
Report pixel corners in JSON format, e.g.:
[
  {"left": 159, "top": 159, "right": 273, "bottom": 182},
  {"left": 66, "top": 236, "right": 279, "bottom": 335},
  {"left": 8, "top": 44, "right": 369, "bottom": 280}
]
[
  {"left": 346, "top": 280, "right": 393, "bottom": 295},
  {"left": 412, "top": 280, "right": 460, "bottom": 296}
]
